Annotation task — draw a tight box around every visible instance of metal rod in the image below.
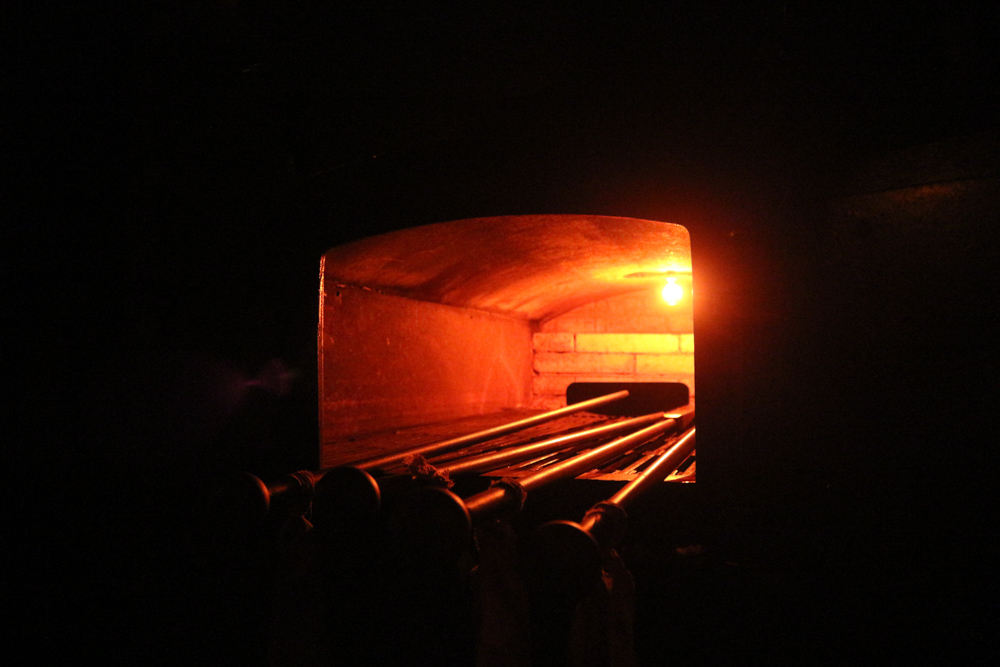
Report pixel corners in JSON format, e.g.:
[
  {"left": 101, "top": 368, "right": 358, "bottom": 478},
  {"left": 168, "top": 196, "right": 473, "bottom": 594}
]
[
  {"left": 464, "top": 417, "right": 676, "bottom": 521},
  {"left": 526, "top": 425, "right": 696, "bottom": 606},
  {"left": 579, "top": 426, "right": 696, "bottom": 546},
  {"left": 436, "top": 411, "right": 667, "bottom": 476},
  {"left": 519, "top": 418, "right": 676, "bottom": 494},
  {"left": 606, "top": 426, "right": 696, "bottom": 508},
  {"left": 234, "top": 391, "right": 636, "bottom": 521},
  {"left": 347, "top": 389, "right": 631, "bottom": 471}
]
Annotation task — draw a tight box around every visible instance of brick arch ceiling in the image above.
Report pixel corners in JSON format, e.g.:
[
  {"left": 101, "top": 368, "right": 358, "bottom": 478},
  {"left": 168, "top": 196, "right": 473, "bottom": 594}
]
[{"left": 321, "top": 215, "right": 691, "bottom": 321}]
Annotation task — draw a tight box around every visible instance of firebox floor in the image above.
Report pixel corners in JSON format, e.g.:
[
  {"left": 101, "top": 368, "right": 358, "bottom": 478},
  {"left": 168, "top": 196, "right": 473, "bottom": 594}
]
[
  {"left": 321, "top": 408, "right": 587, "bottom": 469},
  {"left": 320, "top": 407, "right": 695, "bottom": 482}
]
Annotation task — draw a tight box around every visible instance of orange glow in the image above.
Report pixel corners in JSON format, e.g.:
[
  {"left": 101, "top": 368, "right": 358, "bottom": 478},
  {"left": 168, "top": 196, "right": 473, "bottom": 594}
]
[{"left": 661, "top": 277, "right": 683, "bottom": 305}]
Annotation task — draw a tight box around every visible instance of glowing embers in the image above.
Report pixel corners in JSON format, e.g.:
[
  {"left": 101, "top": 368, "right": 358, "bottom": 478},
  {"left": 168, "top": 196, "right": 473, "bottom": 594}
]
[{"left": 662, "top": 276, "right": 683, "bottom": 305}]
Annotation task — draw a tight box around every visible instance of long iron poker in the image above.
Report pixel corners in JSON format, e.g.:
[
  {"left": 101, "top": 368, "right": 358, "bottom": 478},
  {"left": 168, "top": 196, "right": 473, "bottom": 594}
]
[
  {"left": 311, "top": 410, "right": 682, "bottom": 534},
  {"left": 575, "top": 425, "right": 696, "bottom": 548},
  {"left": 461, "top": 417, "right": 679, "bottom": 522},
  {"left": 427, "top": 410, "right": 670, "bottom": 476},
  {"left": 280, "top": 410, "right": 674, "bottom": 520},
  {"left": 235, "top": 389, "right": 632, "bottom": 520},
  {"left": 528, "top": 426, "right": 697, "bottom": 600},
  {"left": 383, "top": 416, "right": 682, "bottom": 568},
  {"left": 348, "top": 389, "right": 631, "bottom": 472}
]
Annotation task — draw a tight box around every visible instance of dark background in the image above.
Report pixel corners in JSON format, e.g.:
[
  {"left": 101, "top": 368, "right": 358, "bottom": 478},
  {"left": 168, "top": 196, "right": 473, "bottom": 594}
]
[{"left": 7, "top": 2, "right": 998, "bottom": 663}]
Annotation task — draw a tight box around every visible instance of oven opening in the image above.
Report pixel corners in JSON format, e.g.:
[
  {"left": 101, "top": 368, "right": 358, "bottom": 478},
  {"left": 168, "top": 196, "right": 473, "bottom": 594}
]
[{"left": 317, "top": 215, "right": 695, "bottom": 483}]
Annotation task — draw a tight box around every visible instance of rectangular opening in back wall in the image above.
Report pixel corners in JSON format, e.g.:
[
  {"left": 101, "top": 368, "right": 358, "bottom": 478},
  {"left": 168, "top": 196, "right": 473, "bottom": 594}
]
[{"left": 567, "top": 382, "right": 690, "bottom": 416}]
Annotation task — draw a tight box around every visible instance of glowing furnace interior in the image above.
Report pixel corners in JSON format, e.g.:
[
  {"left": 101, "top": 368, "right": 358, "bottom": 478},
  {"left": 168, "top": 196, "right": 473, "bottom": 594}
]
[{"left": 318, "top": 215, "right": 694, "bottom": 469}]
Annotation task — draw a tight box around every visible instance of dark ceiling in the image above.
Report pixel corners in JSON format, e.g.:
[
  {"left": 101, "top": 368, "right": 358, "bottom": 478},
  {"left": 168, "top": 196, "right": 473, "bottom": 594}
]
[{"left": 10, "top": 3, "right": 997, "bottom": 261}]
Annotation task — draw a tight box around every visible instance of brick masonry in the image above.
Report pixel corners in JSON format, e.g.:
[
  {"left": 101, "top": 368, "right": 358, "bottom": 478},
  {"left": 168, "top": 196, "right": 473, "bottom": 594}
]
[{"left": 532, "top": 290, "right": 695, "bottom": 407}]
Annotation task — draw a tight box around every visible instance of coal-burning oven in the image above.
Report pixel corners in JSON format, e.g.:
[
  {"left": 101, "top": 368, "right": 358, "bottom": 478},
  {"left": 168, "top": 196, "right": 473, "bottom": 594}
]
[{"left": 317, "top": 214, "right": 695, "bottom": 483}]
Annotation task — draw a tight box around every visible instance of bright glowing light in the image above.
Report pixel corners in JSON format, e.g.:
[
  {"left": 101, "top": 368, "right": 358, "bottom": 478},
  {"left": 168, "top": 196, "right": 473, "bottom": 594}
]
[{"left": 662, "top": 276, "right": 683, "bottom": 305}]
